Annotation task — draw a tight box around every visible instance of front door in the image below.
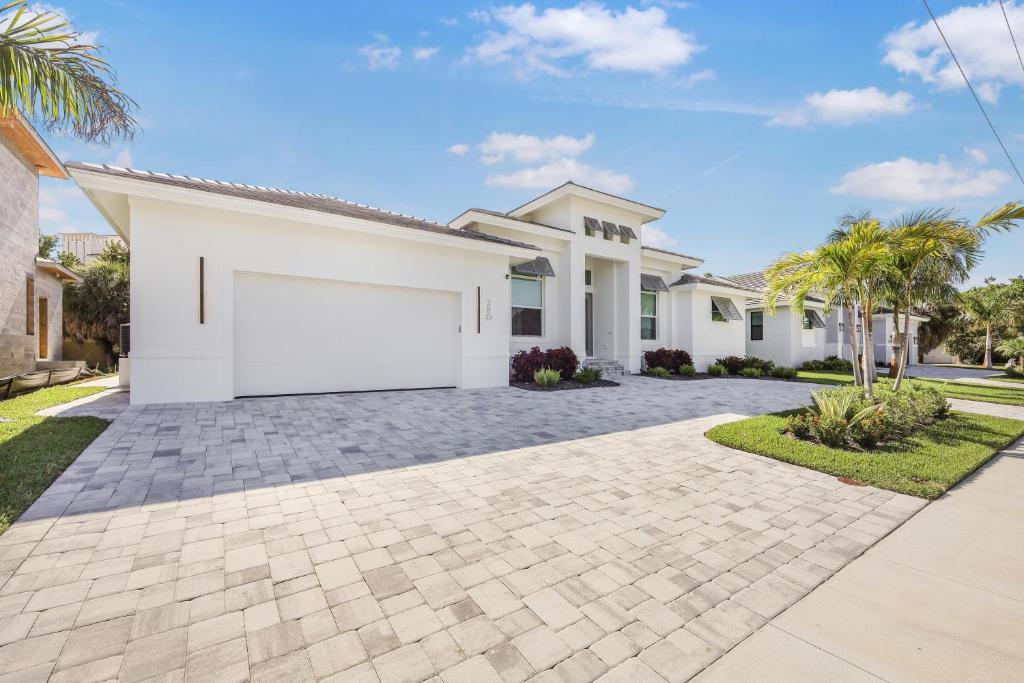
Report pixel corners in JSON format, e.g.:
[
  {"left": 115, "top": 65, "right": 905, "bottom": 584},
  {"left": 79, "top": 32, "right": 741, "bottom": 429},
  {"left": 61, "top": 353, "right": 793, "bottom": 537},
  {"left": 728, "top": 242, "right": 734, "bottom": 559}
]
[
  {"left": 585, "top": 293, "right": 594, "bottom": 357},
  {"left": 38, "top": 297, "right": 48, "bottom": 358}
]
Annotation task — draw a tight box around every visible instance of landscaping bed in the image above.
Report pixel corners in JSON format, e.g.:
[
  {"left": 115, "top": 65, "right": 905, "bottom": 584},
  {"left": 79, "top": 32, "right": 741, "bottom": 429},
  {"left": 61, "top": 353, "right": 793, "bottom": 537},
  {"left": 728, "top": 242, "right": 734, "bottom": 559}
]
[
  {"left": 707, "top": 409, "right": 1024, "bottom": 499},
  {"left": 792, "top": 370, "right": 1024, "bottom": 406},
  {"left": 0, "top": 385, "right": 110, "bottom": 535},
  {"left": 512, "top": 378, "right": 620, "bottom": 391}
]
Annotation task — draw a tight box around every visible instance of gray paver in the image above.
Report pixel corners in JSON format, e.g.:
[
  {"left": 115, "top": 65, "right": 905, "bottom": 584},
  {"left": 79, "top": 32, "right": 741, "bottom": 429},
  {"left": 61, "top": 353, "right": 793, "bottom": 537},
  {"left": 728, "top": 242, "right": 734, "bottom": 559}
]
[{"left": 0, "top": 378, "right": 922, "bottom": 681}]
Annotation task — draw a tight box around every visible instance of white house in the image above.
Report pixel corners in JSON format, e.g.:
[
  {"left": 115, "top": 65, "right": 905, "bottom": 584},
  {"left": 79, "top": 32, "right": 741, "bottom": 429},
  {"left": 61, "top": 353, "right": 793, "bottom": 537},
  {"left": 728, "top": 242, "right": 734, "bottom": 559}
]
[
  {"left": 727, "top": 271, "right": 829, "bottom": 368},
  {"left": 69, "top": 163, "right": 753, "bottom": 404}
]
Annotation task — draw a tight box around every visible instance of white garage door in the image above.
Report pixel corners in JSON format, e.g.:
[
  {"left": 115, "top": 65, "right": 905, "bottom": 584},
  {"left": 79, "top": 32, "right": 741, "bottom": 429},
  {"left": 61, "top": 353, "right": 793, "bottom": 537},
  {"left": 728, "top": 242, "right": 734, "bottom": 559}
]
[{"left": 234, "top": 272, "right": 460, "bottom": 397}]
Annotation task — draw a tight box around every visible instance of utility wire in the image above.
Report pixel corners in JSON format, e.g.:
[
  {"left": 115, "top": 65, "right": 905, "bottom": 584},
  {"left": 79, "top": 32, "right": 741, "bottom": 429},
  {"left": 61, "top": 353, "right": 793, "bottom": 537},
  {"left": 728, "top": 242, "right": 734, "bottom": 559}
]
[
  {"left": 998, "top": 0, "right": 1024, "bottom": 77},
  {"left": 921, "top": 0, "right": 1024, "bottom": 188}
]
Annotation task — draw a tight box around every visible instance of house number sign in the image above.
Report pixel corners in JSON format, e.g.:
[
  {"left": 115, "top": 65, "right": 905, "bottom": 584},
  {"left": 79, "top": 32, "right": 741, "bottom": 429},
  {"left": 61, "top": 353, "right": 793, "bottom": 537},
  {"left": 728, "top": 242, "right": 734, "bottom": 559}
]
[{"left": 485, "top": 299, "right": 492, "bottom": 320}]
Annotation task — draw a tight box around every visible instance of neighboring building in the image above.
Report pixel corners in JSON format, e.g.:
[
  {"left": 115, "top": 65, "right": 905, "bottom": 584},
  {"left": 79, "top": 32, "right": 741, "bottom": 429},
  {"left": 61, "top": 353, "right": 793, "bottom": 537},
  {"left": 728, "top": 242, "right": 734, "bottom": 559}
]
[
  {"left": 727, "top": 271, "right": 829, "bottom": 368},
  {"left": 69, "top": 163, "right": 754, "bottom": 404},
  {"left": 0, "top": 112, "right": 80, "bottom": 377},
  {"left": 59, "top": 231, "right": 124, "bottom": 264}
]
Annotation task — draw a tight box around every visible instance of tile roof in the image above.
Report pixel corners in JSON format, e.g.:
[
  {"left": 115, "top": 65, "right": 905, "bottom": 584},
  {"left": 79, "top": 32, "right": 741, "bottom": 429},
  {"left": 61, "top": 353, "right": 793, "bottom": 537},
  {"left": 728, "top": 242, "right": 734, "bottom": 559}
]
[
  {"left": 670, "top": 273, "right": 759, "bottom": 292},
  {"left": 66, "top": 163, "right": 539, "bottom": 251},
  {"left": 640, "top": 245, "right": 704, "bottom": 262},
  {"left": 726, "top": 270, "right": 826, "bottom": 303},
  {"left": 460, "top": 207, "right": 574, "bottom": 233}
]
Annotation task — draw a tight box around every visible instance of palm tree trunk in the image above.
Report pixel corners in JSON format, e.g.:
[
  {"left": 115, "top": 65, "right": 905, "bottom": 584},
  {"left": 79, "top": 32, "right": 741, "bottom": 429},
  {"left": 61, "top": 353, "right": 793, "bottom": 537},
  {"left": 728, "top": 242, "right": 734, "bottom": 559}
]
[
  {"left": 845, "top": 303, "right": 863, "bottom": 386},
  {"left": 888, "top": 309, "right": 900, "bottom": 378},
  {"left": 863, "top": 303, "right": 877, "bottom": 395},
  {"left": 893, "top": 287, "right": 914, "bottom": 391},
  {"left": 984, "top": 324, "right": 993, "bottom": 369}
]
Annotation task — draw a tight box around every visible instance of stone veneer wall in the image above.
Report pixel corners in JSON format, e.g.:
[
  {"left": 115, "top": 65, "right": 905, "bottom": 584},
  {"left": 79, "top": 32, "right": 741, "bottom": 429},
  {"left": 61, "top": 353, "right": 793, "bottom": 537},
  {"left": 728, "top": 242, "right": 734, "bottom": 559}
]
[{"left": 0, "top": 134, "right": 41, "bottom": 377}]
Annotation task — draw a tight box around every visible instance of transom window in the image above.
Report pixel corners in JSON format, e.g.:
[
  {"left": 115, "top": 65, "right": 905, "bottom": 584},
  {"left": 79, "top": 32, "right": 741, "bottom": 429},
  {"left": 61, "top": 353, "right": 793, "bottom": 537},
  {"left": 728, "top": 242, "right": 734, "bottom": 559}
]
[
  {"left": 750, "top": 311, "right": 763, "bottom": 340},
  {"left": 640, "top": 291, "right": 657, "bottom": 340},
  {"left": 511, "top": 275, "right": 543, "bottom": 337}
]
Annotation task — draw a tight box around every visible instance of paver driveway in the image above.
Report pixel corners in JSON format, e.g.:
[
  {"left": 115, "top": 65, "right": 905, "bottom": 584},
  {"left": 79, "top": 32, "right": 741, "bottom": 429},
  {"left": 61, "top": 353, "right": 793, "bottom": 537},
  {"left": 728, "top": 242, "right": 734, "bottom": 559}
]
[{"left": 0, "top": 377, "right": 923, "bottom": 682}]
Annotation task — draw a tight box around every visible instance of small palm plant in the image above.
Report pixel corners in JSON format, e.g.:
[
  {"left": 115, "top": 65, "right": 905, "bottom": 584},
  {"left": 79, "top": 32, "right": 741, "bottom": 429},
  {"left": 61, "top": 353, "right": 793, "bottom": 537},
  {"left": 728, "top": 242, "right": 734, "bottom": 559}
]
[
  {"left": 996, "top": 337, "right": 1024, "bottom": 374},
  {"left": 533, "top": 367, "right": 561, "bottom": 388},
  {"left": 807, "top": 389, "right": 881, "bottom": 447}
]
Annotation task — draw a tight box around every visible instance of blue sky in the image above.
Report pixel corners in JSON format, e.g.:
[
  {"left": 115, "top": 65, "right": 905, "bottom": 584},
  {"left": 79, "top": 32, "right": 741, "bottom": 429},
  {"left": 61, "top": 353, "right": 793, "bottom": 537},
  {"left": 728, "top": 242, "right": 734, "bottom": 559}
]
[{"left": 37, "top": 0, "right": 1024, "bottom": 285}]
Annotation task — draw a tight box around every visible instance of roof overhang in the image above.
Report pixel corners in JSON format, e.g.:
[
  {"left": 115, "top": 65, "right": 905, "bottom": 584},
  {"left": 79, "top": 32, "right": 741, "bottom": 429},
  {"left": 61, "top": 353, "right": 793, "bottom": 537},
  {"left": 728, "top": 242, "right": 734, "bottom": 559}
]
[
  {"left": 35, "top": 258, "right": 81, "bottom": 283},
  {"left": 508, "top": 182, "right": 665, "bottom": 222},
  {"left": 640, "top": 246, "right": 703, "bottom": 270},
  {"left": 69, "top": 167, "right": 540, "bottom": 259},
  {"left": 0, "top": 111, "right": 66, "bottom": 178},
  {"left": 450, "top": 209, "right": 573, "bottom": 241},
  {"left": 671, "top": 281, "right": 753, "bottom": 298}
]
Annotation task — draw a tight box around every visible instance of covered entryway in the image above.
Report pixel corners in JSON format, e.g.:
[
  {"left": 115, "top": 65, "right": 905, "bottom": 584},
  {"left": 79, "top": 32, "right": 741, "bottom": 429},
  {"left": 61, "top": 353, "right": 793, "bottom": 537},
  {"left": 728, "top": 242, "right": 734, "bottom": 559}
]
[{"left": 233, "top": 271, "right": 460, "bottom": 397}]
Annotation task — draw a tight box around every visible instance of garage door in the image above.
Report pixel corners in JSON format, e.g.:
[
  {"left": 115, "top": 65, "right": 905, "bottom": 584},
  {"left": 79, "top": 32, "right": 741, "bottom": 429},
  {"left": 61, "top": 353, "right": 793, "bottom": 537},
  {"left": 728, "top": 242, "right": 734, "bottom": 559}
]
[{"left": 234, "top": 272, "right": 460, "bottom": 397}]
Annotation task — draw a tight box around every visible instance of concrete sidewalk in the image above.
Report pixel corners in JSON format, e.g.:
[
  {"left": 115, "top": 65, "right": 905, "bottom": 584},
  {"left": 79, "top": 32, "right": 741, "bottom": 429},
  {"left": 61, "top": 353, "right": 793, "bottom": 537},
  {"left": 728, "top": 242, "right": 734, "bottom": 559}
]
[{"left": 695, "top": 434, "right": 1024, "bottom": 682}]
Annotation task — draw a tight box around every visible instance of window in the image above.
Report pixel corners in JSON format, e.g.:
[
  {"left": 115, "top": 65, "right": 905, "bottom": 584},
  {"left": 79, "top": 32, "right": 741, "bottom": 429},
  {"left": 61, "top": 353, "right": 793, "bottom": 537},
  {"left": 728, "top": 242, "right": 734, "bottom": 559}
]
[
  {"left": 750, "top": 311, "right": 763, "bottom": 341},
  {"left": 585, "top": 269, "right": 592, "bottom": 286},
  {"left": 641, "top": 291, "right": 657, "bottom": 340},
  {"left": 802, "top": 313, "right": 814, "bottom": 330},
  {"left": 804, "top": 310, "right": 826, "bottom": 329},
  {"left": 511, "top": 275, "right": 543, "bottom": 336},
  {"left": 710, "top": 296, "right": 742, "bottom": 322},
  {"left": 25, "top": 275, "right": 34, "bottom": 335},
  {"left": 711, "top": 300, "right": 726, "bottom": 322}
]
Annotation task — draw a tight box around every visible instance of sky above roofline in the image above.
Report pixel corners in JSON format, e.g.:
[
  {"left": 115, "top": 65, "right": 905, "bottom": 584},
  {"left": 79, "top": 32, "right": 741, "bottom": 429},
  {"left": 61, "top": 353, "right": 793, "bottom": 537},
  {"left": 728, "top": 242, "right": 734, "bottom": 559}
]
[{"left": 35, "top": 0, "right": 1024, "bottom": 287}]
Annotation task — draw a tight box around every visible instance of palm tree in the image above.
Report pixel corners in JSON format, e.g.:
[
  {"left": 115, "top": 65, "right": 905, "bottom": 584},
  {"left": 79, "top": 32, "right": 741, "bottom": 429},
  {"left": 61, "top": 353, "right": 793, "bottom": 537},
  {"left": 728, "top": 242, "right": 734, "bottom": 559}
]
[
  {"left": 889, "top": 203, "right": 1024, "bottom": 388},
  {"left": 1, "top": 0, "right": 135, "bottom": 142},
  {"left": 961, "top": 285, "right": 1007, "bottom": 370},
  {"left": 765, "top": 239, "right": 876, "bottom": 388}
]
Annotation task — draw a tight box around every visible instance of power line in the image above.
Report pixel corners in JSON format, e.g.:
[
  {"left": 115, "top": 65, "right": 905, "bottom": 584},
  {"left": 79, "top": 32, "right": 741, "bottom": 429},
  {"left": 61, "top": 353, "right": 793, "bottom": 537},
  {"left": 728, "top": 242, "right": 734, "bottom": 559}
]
[
  {"left": 998, "top": 0, "right": 1024, "bottom": 77},
  {"left": 921, "top": 0, "right": 1024, "bottom": 188}
]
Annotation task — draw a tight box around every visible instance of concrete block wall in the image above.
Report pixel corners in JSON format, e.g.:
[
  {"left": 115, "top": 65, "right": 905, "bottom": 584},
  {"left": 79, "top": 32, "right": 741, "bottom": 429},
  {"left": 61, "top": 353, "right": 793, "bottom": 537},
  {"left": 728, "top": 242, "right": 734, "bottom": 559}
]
[{"left": 0, "top": 136, "right": 40, "bottom": 377}]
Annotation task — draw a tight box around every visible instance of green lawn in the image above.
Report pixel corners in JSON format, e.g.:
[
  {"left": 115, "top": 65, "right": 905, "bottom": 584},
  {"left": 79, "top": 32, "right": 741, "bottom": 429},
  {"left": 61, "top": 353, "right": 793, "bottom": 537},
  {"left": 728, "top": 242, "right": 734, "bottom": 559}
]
[
  {"left": 793, "top": 371, "right": 1024, "bottom": 407},
  {"left": 0, "top": 386, "right": 109, "bottom": 535},
  {"left": 989, "top": 374, "right": 1024, "bottom": 385},
  {"left": 707, "top": 410, "right": 1024, "bottom": 498}
]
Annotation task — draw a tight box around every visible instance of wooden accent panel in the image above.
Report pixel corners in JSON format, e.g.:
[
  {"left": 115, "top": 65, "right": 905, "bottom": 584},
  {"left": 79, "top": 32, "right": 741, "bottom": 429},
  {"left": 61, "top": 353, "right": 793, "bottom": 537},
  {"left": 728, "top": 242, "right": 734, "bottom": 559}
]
[
  {"left": 38, "top": 298, "right": 48, "bottom": 358},
  {"left": 25, "top": 275, "right": 34, "bottom": 335},
  {"left": 199, "top": 257, "right": 205, "bottom": 324}
]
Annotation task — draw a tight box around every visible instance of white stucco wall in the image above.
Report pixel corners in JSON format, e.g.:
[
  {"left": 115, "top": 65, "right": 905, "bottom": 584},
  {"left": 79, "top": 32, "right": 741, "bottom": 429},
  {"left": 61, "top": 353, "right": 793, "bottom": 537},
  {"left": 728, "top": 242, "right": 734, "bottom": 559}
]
[
  {"left": 127, "top": 198, "right": 516, "bottom": 404},
  {"left": 746, "top": 304, "right": 827, "bottom": 368},
  {"left": 673, "top": 287, "right": 746, "bottom": 370}
]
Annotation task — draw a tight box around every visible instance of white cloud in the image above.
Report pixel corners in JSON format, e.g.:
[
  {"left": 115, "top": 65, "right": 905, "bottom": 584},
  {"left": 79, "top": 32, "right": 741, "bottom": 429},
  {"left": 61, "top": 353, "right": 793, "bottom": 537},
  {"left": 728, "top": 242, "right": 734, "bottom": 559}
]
[
  {"left": 883, "top": 1, "right": 1024, "bottom": 103},
  {"left": 478, "top": 132, "right": 595, "bottom": 164},
  {"left": 447, "top": 143, "right": 470, "bottom": 155},
  {"left": 966, "top": 146, "right": 989, "bottom": 163},
  {"left": 360, "top": 44, "right": 401, "bottom": 70},
  {"left": 440, "top": 17, "right": 459, "bottom": 27},
  {"left": 468, "top": 2, "right": 701, "bottom": 75},
  {"left": 640, "top": 225, "right": 679, "bottom": 249},
  {"left": 485, "top": 157, "right": 633, "bottom": 194},
  {"left": 112, "top": 148, "right": 133, "bottom": 168},
  {"left": 772, "top": 87, "right": 915, "bottom": 127},
  {"left": 413, "top": 46, "right": 440, "bottom": 61},
  {"left": 831, "top": 156, "right": 1010, "bottom": 201},
  {"left": 674, "top": 69, "right": 715, "bottom": 88}
]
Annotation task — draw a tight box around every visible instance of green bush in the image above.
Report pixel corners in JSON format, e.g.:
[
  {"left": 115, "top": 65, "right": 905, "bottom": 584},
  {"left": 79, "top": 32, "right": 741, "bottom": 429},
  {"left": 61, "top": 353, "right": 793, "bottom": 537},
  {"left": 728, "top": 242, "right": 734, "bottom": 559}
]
[
  {"left": 810, "top": 415, "right": 849, "bottom": 448},
  {"left": 771, "top": 366, "right": 798, "bottom": 380},
  {"left": 738, "top": 367, "right": 763, "bottom": 378},
  {"left": 716, "top": 355, "right": 775, "bottom": 375},
  {"left": 802, "top": 356, "right": 853, "bottom": 372},
  {"left": 574, "top": 367, "right": 603, "bottom": 384},
  {"left": 851, "top": 412, "right": 887, "bottom": 449},
  {"left": 743, "top": 356, "right": 775, "bottom": 373},
  {"left": 533, "top": 367, "right": 561, "bottom": 388},
  {"left": 805, "top": 388, "right": 882, "bottom": 447},
  {"left": 647, "top": 366, "right": 671, "bottom": 377},
  {"left": 783, "top": 412, "right": 811, "bottom": 438},
  {"left": 707, "top": 364, "right": 727, "bottom": 377},
  {"left": 677, "top": 364, "right": 696, "bottom": 377}
]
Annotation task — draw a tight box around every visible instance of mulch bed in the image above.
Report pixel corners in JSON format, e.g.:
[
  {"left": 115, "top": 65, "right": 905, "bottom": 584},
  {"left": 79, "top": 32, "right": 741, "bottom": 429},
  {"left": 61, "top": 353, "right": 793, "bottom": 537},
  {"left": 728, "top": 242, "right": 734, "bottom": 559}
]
[{"left": 511, "top": 379, "right": 620, "bottom": 391}]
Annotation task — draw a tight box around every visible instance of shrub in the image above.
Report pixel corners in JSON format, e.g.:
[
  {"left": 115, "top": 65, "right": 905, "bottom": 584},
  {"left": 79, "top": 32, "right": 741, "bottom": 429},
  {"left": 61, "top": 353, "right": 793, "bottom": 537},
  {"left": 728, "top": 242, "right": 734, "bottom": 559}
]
[
  {"left": 743, "top": 355, "right": 775, "bottom": 373},
  {"left": 574, "top": 367, "right": 603, "bottom": 384},
  {"left": 802, "top": 356, "right": 853, "bottom": 372},
  {"left": 810, "top": 415, "right": 849, "bottom": 447},
  {"left": 511, "top": 347, "right": 547, "bottom": 383},
  {"left": 771, "top": 366, "right": 798, "bottom": 380},
  {"left": 905, "top": 382, "right": 950, "bottom": 421},
  {"left": 644, "top": 348, "right": 692, "bottom": 372},
  {"left": 511, "top": 346, "right": 579, "bottom": 382},
  {"left": 647, "top": 366, "right": 671, "bottom": 377},
  {"left": 715, "top": 355, "right": 746, "bottom": 375},
  {"left": 805, "top": 388, "right": 881, "bottom": 447},
  {"left": 545, "top": 346, "right": 580, "bottom": 379},
  {"left": 678, "top": 364, "right": 696, "bottom": 377},
  {"left": 851, "top": 412, "right": 887, "bottom": 448},
  {"left": 738, "top": 367, "right": 763, "bottom": 378},
  {"left": 707, "top": 364, "right": 727, "bottom": 377},
  {"left": 783, "top": 412, "right": 811, "bottom": 438},
  {"left": 533, "top": 367, "right": 561, "bottom": 388}
]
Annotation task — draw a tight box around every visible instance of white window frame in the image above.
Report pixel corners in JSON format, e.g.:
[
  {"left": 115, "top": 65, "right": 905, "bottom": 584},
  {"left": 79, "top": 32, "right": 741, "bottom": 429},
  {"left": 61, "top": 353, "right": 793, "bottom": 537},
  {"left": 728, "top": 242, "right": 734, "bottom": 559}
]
[
  {"left": 640, "top": 291, "right": 657, "bottom": 341},
  {"left": 511, "top": 275, "right": 544, "bottom": 338}
]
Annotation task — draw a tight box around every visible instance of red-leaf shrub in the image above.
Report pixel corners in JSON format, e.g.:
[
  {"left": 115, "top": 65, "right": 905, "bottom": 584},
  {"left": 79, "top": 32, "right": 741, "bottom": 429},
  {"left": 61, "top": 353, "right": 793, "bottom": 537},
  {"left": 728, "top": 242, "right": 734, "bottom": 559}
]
[
  {"left": 511, "top": 346, "right": 547, "bottom": 383},
  {"left": 545, "top": 346, "right": 580, "bottom": 379},
  {"left": 643, "top": 348, "right": 692, "bottom": 372},
  {"left": 510, "top": 346, "right": 579, "bottom": 382}
]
